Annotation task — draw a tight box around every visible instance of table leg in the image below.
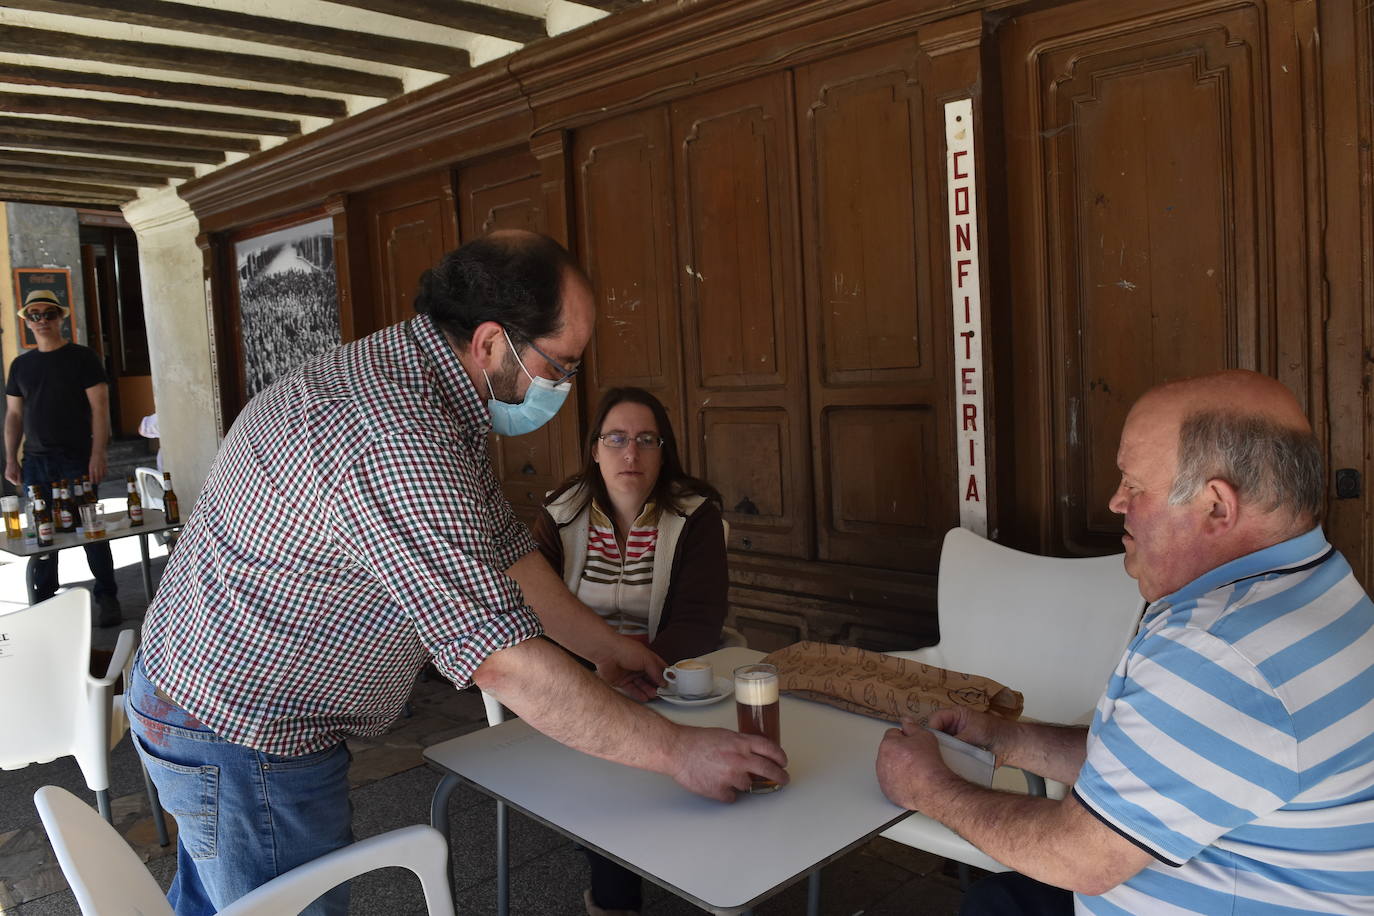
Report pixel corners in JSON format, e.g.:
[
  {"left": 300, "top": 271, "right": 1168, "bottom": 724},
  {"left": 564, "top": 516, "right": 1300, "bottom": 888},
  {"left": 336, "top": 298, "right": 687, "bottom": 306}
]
[
  {"left": 496, "top": 799, "right": 509, "bottom": 916},
  {"left": 430, "top": 772, "right": 462, "bottom": 905},
  {"left": 24, "top": 557, "right": 38, "bottom": 605},
  {"left": 807, "top": 869, "right": 822, "bottom": 916},
  {"left": 139, "top": 533, "right": 153, "bottom": 603}
]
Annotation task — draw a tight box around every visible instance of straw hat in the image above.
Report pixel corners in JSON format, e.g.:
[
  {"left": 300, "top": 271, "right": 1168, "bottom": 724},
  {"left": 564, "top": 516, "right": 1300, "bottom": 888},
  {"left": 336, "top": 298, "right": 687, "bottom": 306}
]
[{"left": 18, "top": 289, "right": 69, "bottom": 318}]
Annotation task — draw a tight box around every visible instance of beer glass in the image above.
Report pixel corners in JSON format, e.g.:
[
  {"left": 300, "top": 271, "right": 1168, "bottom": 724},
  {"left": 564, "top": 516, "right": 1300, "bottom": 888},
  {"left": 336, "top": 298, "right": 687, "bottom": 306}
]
[{"left": 734, "top": 663, "right": 782, "bottom": 793}]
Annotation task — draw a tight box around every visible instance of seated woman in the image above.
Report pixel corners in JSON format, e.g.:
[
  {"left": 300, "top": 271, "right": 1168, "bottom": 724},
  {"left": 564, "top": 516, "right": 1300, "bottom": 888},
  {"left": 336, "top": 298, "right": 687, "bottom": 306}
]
[{"left": 532, "top": 387, "right": 730, "bottom": 916}]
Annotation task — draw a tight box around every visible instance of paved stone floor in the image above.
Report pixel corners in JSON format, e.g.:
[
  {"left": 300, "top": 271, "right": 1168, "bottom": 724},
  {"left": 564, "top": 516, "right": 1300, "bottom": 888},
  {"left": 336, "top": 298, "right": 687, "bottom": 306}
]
[{"left": 0, "top": 519, "right": 974, "bottom": 915}]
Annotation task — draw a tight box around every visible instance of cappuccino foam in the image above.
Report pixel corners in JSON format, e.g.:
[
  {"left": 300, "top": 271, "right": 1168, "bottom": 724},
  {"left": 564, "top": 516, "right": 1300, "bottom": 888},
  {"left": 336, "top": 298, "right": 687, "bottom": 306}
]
[{"left": 675, "top": 659, "right": 709, "bottom": 670}]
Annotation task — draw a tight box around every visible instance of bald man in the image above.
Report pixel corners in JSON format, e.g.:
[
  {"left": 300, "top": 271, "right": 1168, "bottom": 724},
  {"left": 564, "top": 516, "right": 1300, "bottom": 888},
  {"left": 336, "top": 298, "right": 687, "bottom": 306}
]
[{"left": 877, "top": 370, "right": 1374, "bottom": 914}]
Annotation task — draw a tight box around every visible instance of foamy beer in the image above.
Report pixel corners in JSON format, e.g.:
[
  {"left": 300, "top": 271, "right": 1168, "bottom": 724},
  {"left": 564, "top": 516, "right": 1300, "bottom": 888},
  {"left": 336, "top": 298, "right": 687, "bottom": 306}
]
[{"left": 734, "top": 663, "right": 782, "bottom": 793}]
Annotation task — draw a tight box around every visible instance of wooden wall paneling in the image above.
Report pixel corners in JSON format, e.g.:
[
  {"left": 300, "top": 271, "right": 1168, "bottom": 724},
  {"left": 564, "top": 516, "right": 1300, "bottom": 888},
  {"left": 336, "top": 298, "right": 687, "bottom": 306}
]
[
  {"left": 572, "top": 107, "right": 685, "bottom": 433},
  {"left": 359, "top": 168, "right": 459, "bottom": 333},
  {"left": 669, "top": 72, "right": 811, "bottom": 558},
  {"left": 456, "top": 147, "right": 578, "bottom": 523},
  {"left": 794, "top": 37, "right": 954, "bottom": 574},
  {"left": 322, "top": 193, "right": 362, "bottom": 344},
  {"left": 1319, "top": 0, "right": 1374, "bottom": 590},
  {"left": 1002, "top": 0, "right": 1301, "bottom": 556}
]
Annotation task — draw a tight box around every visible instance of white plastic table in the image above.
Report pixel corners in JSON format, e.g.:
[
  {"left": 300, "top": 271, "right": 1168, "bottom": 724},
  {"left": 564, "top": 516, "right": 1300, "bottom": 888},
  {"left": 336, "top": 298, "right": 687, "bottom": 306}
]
[
  {"left": 423, "top": 647, "right": 911, "bottom": 915},
  {"left": 0, "top": 508, "right": 179, "bottom": 604}
]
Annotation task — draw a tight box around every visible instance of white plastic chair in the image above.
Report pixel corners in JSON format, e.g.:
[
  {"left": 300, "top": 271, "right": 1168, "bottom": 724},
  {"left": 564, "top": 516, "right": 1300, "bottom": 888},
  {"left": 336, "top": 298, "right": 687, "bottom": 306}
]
[
  {"left": 0, "top": 589, "right": 167, "bottom": 843},
  {"left": 880, "top": 527, "right": 1143, "bottom": 875},
  {"left": 35, "top": 784, "right": 456, "bottom": 916}
]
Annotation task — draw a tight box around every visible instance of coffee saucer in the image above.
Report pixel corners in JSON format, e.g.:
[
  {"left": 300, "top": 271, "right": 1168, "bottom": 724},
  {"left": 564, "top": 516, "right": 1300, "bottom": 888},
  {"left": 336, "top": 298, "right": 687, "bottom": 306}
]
[{"left": 656, "top": 675, "right": 734, "bottom": 707}]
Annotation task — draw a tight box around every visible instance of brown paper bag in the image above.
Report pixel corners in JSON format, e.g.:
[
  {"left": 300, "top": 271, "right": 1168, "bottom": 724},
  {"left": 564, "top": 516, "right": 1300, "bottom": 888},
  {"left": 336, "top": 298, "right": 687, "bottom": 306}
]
[{"left": 759, "top": 641, "right": 1023, "bottom": 725}]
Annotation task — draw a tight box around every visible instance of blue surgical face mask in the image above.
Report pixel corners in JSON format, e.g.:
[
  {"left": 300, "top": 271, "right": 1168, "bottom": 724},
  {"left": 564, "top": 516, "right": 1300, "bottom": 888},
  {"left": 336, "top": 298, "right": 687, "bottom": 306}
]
[{"left": 484, "top": 328, "right": 572, "bottom": 436}]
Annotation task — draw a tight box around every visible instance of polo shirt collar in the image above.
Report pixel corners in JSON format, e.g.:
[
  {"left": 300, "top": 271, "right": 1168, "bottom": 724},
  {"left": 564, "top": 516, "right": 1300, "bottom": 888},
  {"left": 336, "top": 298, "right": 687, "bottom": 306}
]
[
  {"left": 409, "top": 314, "right": 490, "bottom": 431},
  {"left": 1157, "top": 526, "right": 1332, "bottom": 610}
]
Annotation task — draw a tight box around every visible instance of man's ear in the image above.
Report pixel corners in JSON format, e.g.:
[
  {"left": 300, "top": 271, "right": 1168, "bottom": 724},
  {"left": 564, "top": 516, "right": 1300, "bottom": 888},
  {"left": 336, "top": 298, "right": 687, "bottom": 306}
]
[
  {"left": 1204, "top": 478, "right": 1240, "bottom": 534},
  {"left": 468, "top": 321, "right": 507, "bottom": 372}
]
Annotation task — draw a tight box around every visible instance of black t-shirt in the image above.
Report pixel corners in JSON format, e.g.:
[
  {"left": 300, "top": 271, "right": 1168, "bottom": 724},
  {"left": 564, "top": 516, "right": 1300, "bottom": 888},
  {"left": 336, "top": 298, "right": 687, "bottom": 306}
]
[{"left": 5, "top": 343, "right": 107, "bottom": 459}]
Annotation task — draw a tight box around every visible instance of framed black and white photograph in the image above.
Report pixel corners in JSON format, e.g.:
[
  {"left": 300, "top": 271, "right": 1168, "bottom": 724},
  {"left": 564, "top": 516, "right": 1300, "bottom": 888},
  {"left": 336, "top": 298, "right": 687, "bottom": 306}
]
[{"left": 234, "top": 215, "right": 340, "bottom": 399}]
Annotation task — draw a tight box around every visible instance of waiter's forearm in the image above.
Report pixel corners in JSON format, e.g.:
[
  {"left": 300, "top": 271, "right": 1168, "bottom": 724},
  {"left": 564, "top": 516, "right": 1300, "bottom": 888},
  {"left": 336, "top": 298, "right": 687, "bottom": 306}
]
[
  {"left": 505, "top": 549, "right": 619, "bottom": 665},
  {"left": 474, "top": 636, "right": 676, "bottom": 770},
  {"left": 4, "top": 411, "right": 21, "bottom": 464}
]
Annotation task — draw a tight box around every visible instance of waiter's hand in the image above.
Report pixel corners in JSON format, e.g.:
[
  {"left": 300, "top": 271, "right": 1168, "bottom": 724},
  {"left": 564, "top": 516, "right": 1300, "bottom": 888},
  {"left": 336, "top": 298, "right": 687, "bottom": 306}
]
[
  {"left": 670, "top": 727, "right": 789, "bottom": 802},
  {"left": 596, "top": 636, "right": 666, "bottom": 702},
  {"left": 88, "top": 449, "right": 107, "bottom": 486},
  {"left": 4, "top": 460, "right": 19, "bottom": 487}
]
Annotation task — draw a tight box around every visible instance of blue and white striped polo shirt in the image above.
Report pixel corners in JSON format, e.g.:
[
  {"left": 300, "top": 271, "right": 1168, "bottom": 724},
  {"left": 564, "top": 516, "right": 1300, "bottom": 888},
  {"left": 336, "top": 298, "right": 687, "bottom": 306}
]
[{"left": 1074, "top": 527, "right": 1374, "bottom": 914}]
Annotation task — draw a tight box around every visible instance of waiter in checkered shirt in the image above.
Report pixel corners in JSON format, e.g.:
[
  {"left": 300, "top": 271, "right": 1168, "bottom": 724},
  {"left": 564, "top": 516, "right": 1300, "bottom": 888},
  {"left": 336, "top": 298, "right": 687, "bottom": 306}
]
[{"left": 126, "top": 230, "right": 789, "bottom": 916}]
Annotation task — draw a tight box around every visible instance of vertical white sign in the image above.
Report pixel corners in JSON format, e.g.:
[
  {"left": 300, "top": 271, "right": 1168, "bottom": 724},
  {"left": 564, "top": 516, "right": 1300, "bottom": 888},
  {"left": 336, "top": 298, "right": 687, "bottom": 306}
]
[{"left": 945, "top": 99, "right": 987, "bottom": 536}]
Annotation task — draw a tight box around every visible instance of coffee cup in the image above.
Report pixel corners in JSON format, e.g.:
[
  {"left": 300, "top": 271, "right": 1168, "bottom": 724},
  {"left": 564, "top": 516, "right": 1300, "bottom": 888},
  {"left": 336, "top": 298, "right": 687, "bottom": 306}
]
[{"left": 663, "top": 659, "right": 714, "bottom": 698}]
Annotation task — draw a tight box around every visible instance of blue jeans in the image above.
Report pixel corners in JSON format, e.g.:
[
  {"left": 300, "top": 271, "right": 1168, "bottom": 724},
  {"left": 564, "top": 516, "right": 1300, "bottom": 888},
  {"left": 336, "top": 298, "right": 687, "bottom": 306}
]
[
  {"left": 21, "top": 454, "right": 116, "bottom": 601},
  {"left": 126, "top": 655, "right": 354, "bottom": 915}
]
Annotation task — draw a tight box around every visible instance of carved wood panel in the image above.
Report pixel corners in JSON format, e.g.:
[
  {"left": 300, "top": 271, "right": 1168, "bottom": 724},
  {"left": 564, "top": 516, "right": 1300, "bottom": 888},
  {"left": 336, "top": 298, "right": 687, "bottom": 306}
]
[
  {"left": 671, "top": 73, "right": 811, "bottom": 558},
  {"left": 457, "top": 149, "right": 579, "bottom": 523},
  {"left": 359, "top": 169, "right": 458, "bottom": 332},
  {"left": 1003, "top": 0, "right": 1298, "bottom": 555},
  {"left": 795, "top": 39, "right": 952, "bottom": 573},
  {"left": 573, "top": 107, "right": 684, "bottom": 434}
]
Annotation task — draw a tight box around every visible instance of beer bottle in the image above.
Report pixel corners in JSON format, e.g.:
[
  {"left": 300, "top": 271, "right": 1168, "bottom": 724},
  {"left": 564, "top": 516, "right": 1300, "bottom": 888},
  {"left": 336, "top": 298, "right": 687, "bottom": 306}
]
[
  {"left": 83, "top": 475, "right": 96, "bottom": 505},
  {"left": 126, "top": 474, "right": 144, "bottom": 526},
  {"left": 56, "top": 481, "right": 76, "bottom": 533},
  {"left": 33, "top": 485, "right": 54, "bottom": 547},
  {"left": 72, "top": 479, "right": 84, "bottom": 507},
  {"left": 162, "top": 471, "right": 180, "bottom": 524}
]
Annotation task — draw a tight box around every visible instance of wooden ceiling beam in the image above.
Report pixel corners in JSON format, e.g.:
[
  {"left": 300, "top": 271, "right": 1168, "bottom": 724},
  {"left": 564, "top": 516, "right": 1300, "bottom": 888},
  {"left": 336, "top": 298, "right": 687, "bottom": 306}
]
[
  {"left": 0, "top": 176, "right": 135, "bottom": 198},
  {"left": 0, "top": 24, "right": 404, "bottom": 98},
  {"left": 0, "top": 116, "right": 258, "bottom": 152},
  {"left": 0, "top": 63, "right": 347, "bottom": 119},
  {"left": 2, "top": 0, "right": 470, "bottom": 73},
  {"left": 0, "top": 163, "right": 169, "bottom": 188},
  {"left": 0, "top": 149, "right": 194, "bottom": 179},
  {"left": 1, "top": 190, "right": 122, "bottom": 208},
  {"left": 0, "top": 132, "right": 227, "bottom": 164},
  {"left": 0, "top": 93, "right": 300, "bottom": 136},
  {"left": 562, "top": 0, "right": 639, "bottom": 12},
  {"left": 324, "top": 0, "right": 546, "bottom": 44}
]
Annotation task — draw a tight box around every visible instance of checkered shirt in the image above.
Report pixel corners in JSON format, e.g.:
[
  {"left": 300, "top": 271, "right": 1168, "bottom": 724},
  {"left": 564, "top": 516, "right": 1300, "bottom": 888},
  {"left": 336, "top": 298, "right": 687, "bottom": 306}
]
[{"left": 139, "top": 316, "right": 543, "bottom": 756}]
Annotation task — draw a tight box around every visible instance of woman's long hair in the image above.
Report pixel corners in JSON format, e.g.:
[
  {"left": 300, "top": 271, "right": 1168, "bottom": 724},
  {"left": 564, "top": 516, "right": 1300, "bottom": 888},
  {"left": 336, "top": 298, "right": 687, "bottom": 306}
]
[{"left": 547, "top": 387, "right": 722, "bottom": 517}]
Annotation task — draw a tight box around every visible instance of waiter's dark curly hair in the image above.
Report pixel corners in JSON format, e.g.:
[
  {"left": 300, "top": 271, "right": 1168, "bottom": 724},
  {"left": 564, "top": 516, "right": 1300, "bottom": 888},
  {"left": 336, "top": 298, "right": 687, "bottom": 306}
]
[{"left": 413, "top": 231, "right": 585, "bottom": 346}]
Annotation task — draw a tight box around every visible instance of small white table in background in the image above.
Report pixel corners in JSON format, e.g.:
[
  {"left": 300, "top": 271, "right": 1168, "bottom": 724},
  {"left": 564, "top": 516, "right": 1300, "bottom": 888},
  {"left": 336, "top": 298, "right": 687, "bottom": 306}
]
[
  {"left": 424, "top": 646, "right": 911, "bottom": 915},
  {"left": 0, "top": 508, "right": 179, "bottom": 604}
]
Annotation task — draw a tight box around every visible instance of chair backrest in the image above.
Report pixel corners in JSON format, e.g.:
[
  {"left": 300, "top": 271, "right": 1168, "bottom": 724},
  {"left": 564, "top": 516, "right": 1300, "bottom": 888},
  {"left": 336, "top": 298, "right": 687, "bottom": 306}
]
[
  {"left": 925, "top": 527, "right": 1143, "bottom": 726},
  {"left": 36, "top": 785, "right": 456, "bottom": 916},
  {"left": 0, "top": 590, "right": 97, "bottom": 775},
  {"left": 135, "top": 466, "right": 164, "bottom": 512},
  {"left": 34, "top": 785, "right": 174, "bottom": 916}
]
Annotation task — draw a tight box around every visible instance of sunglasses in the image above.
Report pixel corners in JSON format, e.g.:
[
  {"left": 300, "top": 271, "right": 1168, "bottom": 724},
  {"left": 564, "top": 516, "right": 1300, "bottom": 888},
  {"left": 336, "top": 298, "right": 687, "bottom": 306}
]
[{"left": 24, "top": 309, "right": 62, "bottom": 322}]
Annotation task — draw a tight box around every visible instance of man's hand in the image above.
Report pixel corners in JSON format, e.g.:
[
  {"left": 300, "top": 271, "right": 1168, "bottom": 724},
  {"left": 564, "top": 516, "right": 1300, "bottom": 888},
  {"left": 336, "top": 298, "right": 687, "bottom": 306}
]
[
  {"left": 88, "top": 450, "right": 107, "bottom": 487},
  {"left": 596, "top": 637, "right": 666, "bottom": 701},
  {"left": 927, "top": 707, "right": 1012, "bottom": 765},
  {"left": 4, "top": 459, "right": 20, "bottom": 487},
  {"left": 876, "top": 717, "right": 963, "bottom": 812},
  {"left": 668, "top": 727, "right": 789, "bottom": 802}
]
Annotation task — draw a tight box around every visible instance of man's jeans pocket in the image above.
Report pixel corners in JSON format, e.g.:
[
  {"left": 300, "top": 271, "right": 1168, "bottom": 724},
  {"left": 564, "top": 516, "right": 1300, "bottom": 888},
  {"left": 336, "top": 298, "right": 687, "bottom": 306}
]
[{"left": 131, "top": 729, "right": 220, "bottom": 860}]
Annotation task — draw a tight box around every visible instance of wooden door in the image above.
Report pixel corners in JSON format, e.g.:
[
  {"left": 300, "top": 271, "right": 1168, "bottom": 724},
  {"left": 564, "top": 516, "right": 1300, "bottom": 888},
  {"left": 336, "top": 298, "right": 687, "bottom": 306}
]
[
  {"left": 457, "top": 149, "right": 580, "bottom": 522},
  {"left": 795, "top": 39, "right": 956, "bottom": 574},
  {"left": 572, "top": 108, "right": 684, "bottom": 434},
  {"left": 1001, "top": 0, "right": 1313, "bottom": 555},
  {"left": 670, "top": 73, "right": 811, "bottom": 558},
  {"left": 359, "top": 169, "right": 458, "bottom": 331}
]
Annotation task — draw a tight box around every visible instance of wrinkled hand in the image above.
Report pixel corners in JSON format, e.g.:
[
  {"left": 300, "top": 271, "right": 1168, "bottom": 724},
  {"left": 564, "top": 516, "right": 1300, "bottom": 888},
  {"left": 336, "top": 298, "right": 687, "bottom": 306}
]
[
  {"left": 876, "top": 718, "right": 960, "bottom": 812},
  {"left": 595, "top": 637, "right": 666, "bottom": 702},
  {"left": 4, "top": 460, "right": 20, "bottom": 487},
  {"left": 927, "top": 707, "right": 1009, "bottom": 765},
  {"left": 669, "top": 726, "right": 789, "bottom": 802}
]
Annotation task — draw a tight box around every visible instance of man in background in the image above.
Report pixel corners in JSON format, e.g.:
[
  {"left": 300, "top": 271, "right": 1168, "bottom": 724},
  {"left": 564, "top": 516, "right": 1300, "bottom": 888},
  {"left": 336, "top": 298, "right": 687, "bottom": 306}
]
[
  {"left": 878, "top": 370, "right": 1374, "bottom": 914},
  {"left": 4, "top": 288, "right": 120, "bottom": 625}
]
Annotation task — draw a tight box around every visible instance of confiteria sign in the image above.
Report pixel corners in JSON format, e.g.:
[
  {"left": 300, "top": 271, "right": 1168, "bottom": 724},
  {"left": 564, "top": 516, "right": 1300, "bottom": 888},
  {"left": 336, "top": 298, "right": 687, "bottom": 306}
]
[{"left": 944, "top": 98, "right": 987, "bottom": 537}]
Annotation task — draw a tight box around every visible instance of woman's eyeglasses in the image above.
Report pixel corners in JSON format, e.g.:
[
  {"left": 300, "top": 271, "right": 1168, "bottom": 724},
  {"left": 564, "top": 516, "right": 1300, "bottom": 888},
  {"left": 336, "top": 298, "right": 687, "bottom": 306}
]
[
  {"left": 24, "top": 309, "right": 62, "bottom": 322},
  {"left": 598, "top": 432, "right": 664, "bottom": 449}
]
